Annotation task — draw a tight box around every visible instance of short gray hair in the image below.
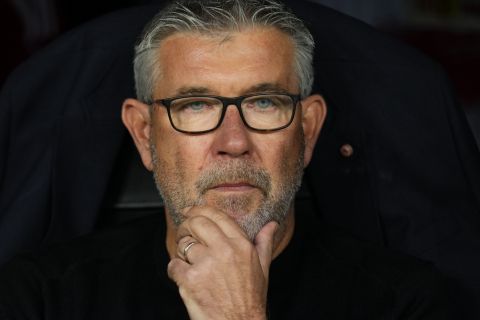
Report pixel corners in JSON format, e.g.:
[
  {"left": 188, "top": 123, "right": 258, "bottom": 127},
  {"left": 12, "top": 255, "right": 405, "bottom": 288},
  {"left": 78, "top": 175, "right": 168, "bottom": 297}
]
[{"left": 134, "top": 0, "right": 315, "bottom": 103}]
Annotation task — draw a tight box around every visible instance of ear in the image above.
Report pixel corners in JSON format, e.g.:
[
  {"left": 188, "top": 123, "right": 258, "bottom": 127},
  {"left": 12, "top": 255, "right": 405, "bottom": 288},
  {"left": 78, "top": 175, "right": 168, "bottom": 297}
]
[
  {"left": 300, "top": 94, "right": 327, "bottom": 167},
  {"left": 121, "top": 98, "right": 154, "bottom": 171}
]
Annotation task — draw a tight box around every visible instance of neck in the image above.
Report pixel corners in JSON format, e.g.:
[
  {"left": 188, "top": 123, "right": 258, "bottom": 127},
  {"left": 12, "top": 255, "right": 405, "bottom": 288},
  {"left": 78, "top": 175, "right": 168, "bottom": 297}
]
[{"left": 165, "top": 207, "right": 295, "bottom": 260}]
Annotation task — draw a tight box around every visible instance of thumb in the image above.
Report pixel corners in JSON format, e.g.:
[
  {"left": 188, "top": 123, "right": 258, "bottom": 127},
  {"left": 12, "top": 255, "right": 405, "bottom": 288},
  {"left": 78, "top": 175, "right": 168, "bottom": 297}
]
[{"left": 254, "top": 221, "right": 278, "bottom": 277}]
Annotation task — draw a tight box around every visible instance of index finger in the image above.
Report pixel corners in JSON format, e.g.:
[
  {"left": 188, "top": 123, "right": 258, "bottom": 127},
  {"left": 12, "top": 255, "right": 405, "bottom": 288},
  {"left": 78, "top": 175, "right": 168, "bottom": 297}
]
[
  {"left": 177, "top": 214, "right": 227, "bottom": 249},
  {"left": 177, "top": 206, "right": 249, "bottom": 244}
]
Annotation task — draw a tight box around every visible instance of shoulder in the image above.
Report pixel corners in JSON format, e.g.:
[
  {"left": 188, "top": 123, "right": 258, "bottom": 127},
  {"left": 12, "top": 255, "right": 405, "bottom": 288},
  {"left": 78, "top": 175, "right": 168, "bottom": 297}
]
[
  {"left": 0, "top": 213, "right": 164, "bottom": 317},
  {"left": 1, "top": 5, "right": 160, "bottom": 113},
  {"left": 294, "top": 196, "right": 451, "bottom": 318},
  {"left": 0, "top": 213, "right": 162, "bottom": 281},
  {"left": 319, "top": 226, "right": 438, "bottom": 285},
  {"left": 316, "top": 225, "right": 452, "bottom": 318}
]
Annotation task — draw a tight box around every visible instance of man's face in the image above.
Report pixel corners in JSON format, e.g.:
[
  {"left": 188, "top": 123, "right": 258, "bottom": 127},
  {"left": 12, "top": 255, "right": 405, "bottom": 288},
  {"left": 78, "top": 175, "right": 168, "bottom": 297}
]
[{"left": 149, "top": 28, "right": 306, "bottom": 240}]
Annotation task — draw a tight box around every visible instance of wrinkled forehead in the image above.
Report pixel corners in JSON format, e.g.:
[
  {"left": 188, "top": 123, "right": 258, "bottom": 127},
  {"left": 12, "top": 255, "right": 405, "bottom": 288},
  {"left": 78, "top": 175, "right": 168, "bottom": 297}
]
[{"left": 154, "top": 27, "right": 298, "bottom": 97}]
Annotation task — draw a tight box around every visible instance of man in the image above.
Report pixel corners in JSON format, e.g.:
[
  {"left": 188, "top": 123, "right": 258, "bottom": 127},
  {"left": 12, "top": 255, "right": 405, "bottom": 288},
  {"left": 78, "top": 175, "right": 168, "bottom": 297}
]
[{"left": 0, "top": 0, "right": 451, "bottom": 319}]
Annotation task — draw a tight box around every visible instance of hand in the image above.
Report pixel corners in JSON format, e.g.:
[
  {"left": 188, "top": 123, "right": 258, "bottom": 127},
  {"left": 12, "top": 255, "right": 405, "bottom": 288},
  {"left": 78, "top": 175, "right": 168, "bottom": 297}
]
[{"left": 167, "top": 206, "right": 278, "bottom": 320}]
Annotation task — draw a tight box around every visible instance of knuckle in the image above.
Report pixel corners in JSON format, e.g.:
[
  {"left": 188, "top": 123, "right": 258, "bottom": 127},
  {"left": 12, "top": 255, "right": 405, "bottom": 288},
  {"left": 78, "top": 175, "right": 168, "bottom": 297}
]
[
  {"left": 184, "top": 267, "right": 201, "bottom": 284},
  {"left": 167, "top": 260, "right": 179, "bottom": 279},
  {"left": 210, "top": 209, "right": 229, "bottom": 221},
  {"left": 189, "top": 215, "right": 211, "bottom": 228},
  {"left": 178, "top": 285, "right": 189, "bottom": 299},
  {"left": 238, "top": 238, "right": 255, "bottom": 253}
]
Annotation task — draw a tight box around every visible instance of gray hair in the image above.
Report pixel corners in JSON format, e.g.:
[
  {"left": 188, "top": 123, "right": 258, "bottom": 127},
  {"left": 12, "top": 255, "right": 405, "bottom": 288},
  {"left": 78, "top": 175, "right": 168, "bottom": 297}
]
[{"left": 134, "top": 0, "right": 315, "bottom": 103}]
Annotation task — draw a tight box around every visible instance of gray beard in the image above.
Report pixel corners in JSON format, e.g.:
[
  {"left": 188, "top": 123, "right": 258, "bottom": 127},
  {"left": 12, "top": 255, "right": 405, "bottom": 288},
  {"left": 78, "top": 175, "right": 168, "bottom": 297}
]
[{"left": 150, "top": 137, "right": 304, "bottom": 241}]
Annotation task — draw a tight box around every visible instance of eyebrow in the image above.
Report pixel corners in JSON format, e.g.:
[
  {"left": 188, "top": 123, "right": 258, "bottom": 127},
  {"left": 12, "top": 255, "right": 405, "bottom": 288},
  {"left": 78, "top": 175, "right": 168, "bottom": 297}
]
[
  {"left": 243, "top": 83, "right": 290, "bottom": 95},
  {"left": 173, "top": 83, "right": 290, "bottom": 97},
  {"left": 175, "top": 86, "right": 212, "bottom": 96}
]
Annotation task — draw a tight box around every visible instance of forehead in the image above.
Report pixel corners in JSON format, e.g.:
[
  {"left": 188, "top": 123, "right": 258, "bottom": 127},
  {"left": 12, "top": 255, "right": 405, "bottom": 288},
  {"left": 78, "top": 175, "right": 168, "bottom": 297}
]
[{"left": 154, "top": 27, "right": 297, "bottom": 97}]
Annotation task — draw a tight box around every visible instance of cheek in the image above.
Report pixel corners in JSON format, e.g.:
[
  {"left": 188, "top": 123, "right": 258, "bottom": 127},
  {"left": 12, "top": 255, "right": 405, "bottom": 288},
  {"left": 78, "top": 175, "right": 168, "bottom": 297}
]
[
  {"left": 154, "top": 128, "right": 212, "bottom": 181},
  {"left": 258, "top": 130, "right": 303, "bottom": 183}
]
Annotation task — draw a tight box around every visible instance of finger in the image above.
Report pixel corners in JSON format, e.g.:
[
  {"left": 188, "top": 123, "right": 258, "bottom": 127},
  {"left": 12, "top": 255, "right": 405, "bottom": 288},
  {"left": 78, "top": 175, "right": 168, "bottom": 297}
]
[
  {"left": 176, "top": 235, "right": 197, "bottom": 259},
  {"left": 254, "top": 221, "right": 278, "bottom": 278},
  {"left": 177, "top": 214, "right": 228, "bottom": 249},
  {"left": 180, "top": 206, "right": 249, "bottom": 242},
  {"left": 177, "top": 237, "right": 206, "bottom": 265},
  {"left": 193, "top": 207, "right": 248, "bottom": 239},
  {"left": 167, "top": 257, "right": 190, "bottom": 286}
]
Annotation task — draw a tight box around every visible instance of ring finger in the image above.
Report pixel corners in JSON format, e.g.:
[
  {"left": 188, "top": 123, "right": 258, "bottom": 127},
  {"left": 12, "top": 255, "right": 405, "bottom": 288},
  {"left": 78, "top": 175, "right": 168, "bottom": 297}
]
[{"left": 177, "top": 236, "right": 205, "bottom": 265}]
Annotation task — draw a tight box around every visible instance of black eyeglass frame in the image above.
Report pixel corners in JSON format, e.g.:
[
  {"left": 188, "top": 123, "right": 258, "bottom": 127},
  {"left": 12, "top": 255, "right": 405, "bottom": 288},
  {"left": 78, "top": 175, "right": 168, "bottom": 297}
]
[{"left": 150, "top": 93, "right": 302, "bottom": 134}]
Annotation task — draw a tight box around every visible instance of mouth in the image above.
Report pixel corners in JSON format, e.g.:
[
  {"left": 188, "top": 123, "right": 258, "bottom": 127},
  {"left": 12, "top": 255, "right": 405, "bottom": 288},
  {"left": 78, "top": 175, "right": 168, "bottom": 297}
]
[{"left": 209, "top": 182, "right": 257, "bottom": 192}]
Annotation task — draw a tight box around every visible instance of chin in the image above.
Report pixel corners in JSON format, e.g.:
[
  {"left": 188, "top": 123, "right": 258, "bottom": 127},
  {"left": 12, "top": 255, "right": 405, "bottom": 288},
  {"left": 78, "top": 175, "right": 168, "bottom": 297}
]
[{"left": 206, "top": 194, "right": 259, "bottom": 218}]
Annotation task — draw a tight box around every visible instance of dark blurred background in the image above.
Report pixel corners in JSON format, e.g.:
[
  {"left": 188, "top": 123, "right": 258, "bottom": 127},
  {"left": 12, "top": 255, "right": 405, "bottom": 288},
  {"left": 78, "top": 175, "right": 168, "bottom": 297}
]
[{"left": 1, "top": 0, "right": 479, "bottom": 145}]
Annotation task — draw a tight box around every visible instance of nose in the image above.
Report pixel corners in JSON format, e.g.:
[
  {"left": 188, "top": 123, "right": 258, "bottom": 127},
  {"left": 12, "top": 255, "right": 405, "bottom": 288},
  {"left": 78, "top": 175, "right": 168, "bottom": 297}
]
[{"left": 212, "top": 104, "right": 252, "bottom": 158}]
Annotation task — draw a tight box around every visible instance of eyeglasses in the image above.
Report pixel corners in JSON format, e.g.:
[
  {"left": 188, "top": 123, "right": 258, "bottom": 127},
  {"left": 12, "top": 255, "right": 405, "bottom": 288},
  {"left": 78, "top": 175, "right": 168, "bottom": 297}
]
[{"left": 151, "top": 93, "right": 301, "bottom": 134}]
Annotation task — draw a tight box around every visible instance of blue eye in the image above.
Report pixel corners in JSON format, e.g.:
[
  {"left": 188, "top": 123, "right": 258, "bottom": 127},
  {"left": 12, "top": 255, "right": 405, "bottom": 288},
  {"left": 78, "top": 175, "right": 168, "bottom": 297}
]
[
  {"left": 186, "top": 101, "right": 207, "bottom": 111},
  {"left": 178, "top": 100, "right": 212, "bottom": 113},
  {"left": 254, "top": 98, "right": 274, "bottom": 109}
]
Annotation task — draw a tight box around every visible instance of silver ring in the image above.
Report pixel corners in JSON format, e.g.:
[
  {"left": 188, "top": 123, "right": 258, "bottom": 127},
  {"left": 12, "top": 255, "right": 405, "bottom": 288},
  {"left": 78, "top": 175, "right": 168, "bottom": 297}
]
[{"left": 183, "top": 241, "right": 198, "bottom": 264}]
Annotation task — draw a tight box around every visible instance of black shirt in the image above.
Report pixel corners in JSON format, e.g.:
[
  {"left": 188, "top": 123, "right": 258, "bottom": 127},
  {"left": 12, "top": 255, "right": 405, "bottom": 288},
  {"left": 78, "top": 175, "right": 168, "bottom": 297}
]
[{"left": 0, "top": 198, "right": 451, "bottom": 319}]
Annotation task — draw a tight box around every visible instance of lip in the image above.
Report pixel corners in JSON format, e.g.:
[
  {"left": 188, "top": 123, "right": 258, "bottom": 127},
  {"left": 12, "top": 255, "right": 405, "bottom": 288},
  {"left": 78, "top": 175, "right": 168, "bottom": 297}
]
[{"left": 210, "top": 182, "right": 256, "bottom": 192}]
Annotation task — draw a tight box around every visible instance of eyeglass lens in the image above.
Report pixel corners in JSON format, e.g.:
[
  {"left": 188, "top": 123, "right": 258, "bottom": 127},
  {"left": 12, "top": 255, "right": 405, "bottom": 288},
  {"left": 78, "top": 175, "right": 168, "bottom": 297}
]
[{"left": 169, "top": 95, "right": 295, "bottom": 132}]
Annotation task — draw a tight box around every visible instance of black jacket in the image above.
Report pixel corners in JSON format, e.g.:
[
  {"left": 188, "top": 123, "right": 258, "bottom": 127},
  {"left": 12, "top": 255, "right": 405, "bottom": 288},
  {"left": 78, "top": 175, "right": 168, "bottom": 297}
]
[{"left": 0, "top": 197, "right": 452, "bottom": 319}]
